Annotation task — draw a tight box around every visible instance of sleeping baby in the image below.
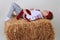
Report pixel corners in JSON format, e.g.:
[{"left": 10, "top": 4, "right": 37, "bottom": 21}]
[{"left": 5, "top": 3, "right": 53, "bottom": 21}]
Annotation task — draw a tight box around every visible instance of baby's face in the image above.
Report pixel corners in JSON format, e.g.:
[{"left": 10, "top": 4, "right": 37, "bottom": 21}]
[{"left": 42, "top": 10, "right": 49, "bottom": 17}]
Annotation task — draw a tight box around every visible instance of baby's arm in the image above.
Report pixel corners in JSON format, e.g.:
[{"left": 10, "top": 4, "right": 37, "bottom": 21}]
[{"left": 26, "top": 10, "right": 43, "bottom": 21}]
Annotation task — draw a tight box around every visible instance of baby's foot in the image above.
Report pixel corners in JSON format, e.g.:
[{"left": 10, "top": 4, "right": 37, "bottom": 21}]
[{"left": 5, "top": 17, "right": 10, "bottom": 21}]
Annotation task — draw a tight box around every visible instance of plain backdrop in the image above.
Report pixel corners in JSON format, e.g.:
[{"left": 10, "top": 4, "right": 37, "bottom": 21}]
[{"left": 0, "top": 0, "right": 60, "bottom": 40}]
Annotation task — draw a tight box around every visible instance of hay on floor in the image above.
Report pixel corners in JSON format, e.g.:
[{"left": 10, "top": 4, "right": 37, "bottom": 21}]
[{"left": 5, "top": 17, "right": 55, "bottom": 40}]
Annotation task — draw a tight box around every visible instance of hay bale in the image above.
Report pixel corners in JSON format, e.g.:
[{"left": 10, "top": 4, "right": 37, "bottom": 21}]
[{"left": 5, "top": 17, "right": 54, "bottom": 40}]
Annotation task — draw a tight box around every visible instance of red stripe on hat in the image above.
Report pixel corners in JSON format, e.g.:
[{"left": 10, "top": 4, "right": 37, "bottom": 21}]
[
  {"left": 24, "top": 14, "right": 30, "bottom": 22},
  {"left": 16, "top": 10, "right": 23, "bottom": 20},
  {"left": 45, "top": 11, "right": 53, "bottom": 20},
  {"left": 26, "top": 9, "right": 31, "bottom": 15},
  {"left": 16, "top": 9, "right": 31, "bottom": 22}
]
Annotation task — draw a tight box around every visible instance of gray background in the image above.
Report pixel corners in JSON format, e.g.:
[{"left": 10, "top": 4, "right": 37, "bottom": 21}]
[{"left": 0, "top": 0, "right": 60, "bottom": 40}]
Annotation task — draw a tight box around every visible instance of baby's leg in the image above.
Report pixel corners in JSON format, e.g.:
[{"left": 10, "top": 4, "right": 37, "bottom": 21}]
[
  {"left": 7, "top": 3, "right": 22, "bottom": 18},
  {"left": 5, "top": 3, "right": 22, "bottom": 21},
  {"left": 13, "top": 3, "right": 22, "bottom": 16}
]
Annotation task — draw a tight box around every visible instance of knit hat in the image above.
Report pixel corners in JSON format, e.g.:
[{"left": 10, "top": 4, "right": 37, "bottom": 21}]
[{"left": 45, "top": 11, "right": 53, "bottom": 20}]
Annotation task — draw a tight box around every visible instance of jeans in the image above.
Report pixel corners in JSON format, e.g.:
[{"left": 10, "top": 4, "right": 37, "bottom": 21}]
[{"left": 7, "top": 3, "right": 22, "bottom": 18}]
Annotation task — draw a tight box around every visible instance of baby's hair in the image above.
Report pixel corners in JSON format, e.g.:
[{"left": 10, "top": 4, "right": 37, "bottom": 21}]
[{"left": 45, "top": 11, "right": 53, "bottom": 20}]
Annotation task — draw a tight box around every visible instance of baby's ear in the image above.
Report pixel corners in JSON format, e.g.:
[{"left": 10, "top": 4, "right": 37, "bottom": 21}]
[{"left": 26, "top": 9, "right": 31, "bottom": 15}]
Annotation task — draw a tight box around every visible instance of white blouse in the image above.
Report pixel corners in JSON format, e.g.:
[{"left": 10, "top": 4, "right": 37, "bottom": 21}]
[{"left": 26, "top": 10, "right": 43, "bottom": 20}]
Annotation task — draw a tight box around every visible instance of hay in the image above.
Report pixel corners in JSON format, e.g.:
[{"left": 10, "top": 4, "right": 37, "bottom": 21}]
[{"left": 5, "top": 17, "right": 55, "bottom": 40}]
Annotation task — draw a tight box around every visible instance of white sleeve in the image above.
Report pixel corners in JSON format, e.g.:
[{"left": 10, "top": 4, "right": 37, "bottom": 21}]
[
  {"left": 38, "top": 11, "right": 43, "bottom": 18},
  {"left": 31, "top": 10, "right": 43, "bottom": 18},
  {"left": 26, "top": 10, "right": 43, "bottom": 21}
]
